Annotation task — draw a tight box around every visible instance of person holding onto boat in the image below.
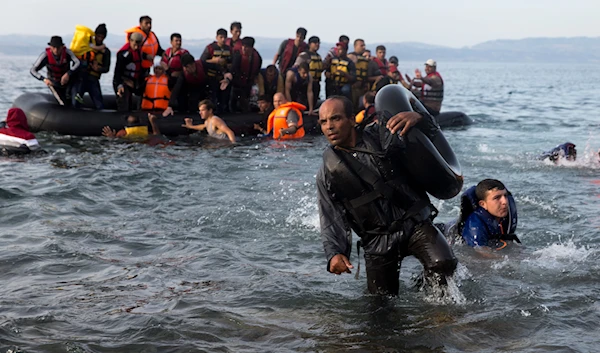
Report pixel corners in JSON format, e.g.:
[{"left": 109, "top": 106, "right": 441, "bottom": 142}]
[
  {"left": 316, "top": 94, "right": 457, "bottom": 295},
  {"left": 162, "top": 53, "right": 232, "bottom": 115},
  {"left": 230, "top": 37, "right": 262, "bottom": 113},
  {"left": 264, "top": 93, "right": 305, "bottom": 140},
  {"left": 182, "top": 99, "right": 236, "bottom": 143},
  {"left": 30, "top": 36, "right": 81, "bottom": 106},
  {"left": 539, "top": 142, "right": 577, "bottom": 163},
  {"left": 443, "top": 179, "right": 520, "bottom": 252},
  {"left": 73, "top": 23, "right": 111, "bottom": 110},
  {"left": 141, "top": 65, "right": 171, "bottom": 111},
  {"left": 201, "top": 28, "right": 232, "bottom": 114},
  {"left": 226, "top": 22, "right": 243, "bottom": 55},
  {"left": 285, "top": 62, "right": 314, "bottom": 115},
  {"left": 324, "top": 42, "right": 355, "bottom": 101},
  {"left": 113, "top": 32, "right": 147, "bottom": 111},
  {"left": 257, "top": 65, "right": 284, "bottom": 103},
  {"left": 253, "top": 95, "right": 274, "bottom": 134},
  {"left": 406, "top": 59, "right": 444, "bottom": 116},
  {"left": 161, "top": 33, "right": 189, "bottom": 83},
  {"left": 101, "top": 112, "right": 161, "bottom": 140},
  {"left": 273, "top": 27, "right": 308, "bottom": 74},
  {"left": 0, "top": 108, "right": 41, "bottom": 154},
  {"left": 293, "top": 36, "right": 323, "bottom": 107},
  {"left": 125, "top": 16, "right": 164, "bottom": 74}
]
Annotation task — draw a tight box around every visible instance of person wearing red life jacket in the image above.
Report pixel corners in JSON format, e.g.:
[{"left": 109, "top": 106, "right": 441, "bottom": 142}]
[
  {"left": 407, "top": 59, "right": 444, "bottom": 116},
  {"left": 160, "top": 33, "right": 189, "bottom": 83},
  {"left": 0, "top": 108, "right": 41, "bottom": 154},
  {"left": 30, "top": 36, "right": 81, "bottom": 106},
  {"left": 162, "top": 53, "right": 232, "bottom": 115},
  {"left": 201, "top": 28, "right": 232, "bottom": 114},
  {"left": 273, "top": 27, "right": 308, "bottom": 74},
  {"left": 113, "top": 32, "right": 147, "bottom": 111},
  {"left": 125, "top": 15, "right": 165, "bottom": 74},
  {"left": 230, "top": 37, "right": 263, "bottom": 113},
  {"left": 225, "top": 21, "right": 243, "bottom": 55}
]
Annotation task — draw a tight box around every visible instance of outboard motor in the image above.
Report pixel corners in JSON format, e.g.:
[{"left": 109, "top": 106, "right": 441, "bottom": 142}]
[{"left": 374, "top": 85, "right": 463, "bottom": 200}]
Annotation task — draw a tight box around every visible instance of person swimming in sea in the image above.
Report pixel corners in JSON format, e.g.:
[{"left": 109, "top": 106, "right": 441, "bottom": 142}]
[
  {"left": 102, "top": 113, "right": 166, "bottom": 145},
  {"left": 539, "top": 142, "right": 576, "bottom": 163}
]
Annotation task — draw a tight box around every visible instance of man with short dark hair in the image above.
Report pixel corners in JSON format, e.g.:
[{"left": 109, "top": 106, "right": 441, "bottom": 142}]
[
  {"left": 324, "top": 35, "right": 350, "bottom": 98},
  {"left": 30, "top": 35, "right": 81, "bottom": 106},
  {"left": 226, "top": 22, "right": 243, "bottom": 55},
  {"left": 161, "top": 33, "right": 189, "bottom": 82},
  {"left": 230, "top": 37, "right": 262, "bottom": 113},
  {"left": 323, "top": 41, "right": 355, "bottom": 100},
  {"left": 285, "top": 62, "right": 314, "bottom": 114},
  {"left": 461, "top": 179, "right": 520, "bottom": 249},
  {"left": 348, "top": 39, "right": 381, "bottom": 109},
  {"left": 162, "top": 53, "right": 232, "bottom": 115},
  {"left": 273, "top": 27, "right": 308, "bottom": 74},
  {"left": 317, "top": 95, "right": 457, "bottom": 295},
  {"left": 201, "top": 28, "right": 232, "bottom": 113},
  {"left": 257, "top": 65, "right": 284, "bottom": 102},
  {"left": 125, "top": 16, "right": 164, "bottom": 73},
  {"left": 294, "top": 36, "right": 323, "bottom": 107},
  {"left": 79, "top": 24, "right": 111, "bottom": 109}
]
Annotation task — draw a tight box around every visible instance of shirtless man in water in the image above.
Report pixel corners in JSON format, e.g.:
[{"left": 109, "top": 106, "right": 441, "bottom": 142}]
[{"left": 182, "top": 99, "right": 236, "bottom": 143}]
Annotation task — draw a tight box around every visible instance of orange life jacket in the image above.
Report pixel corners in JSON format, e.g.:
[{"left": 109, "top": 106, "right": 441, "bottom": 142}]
[
  {"left": 141, "top": 75, "right": 171, "bottom": 110},
  {"left": 266, "top": 102, "right": 306, "bottom": 140},
  {"left": 125, "top": 26, "right": 159, "bottom": 69}
]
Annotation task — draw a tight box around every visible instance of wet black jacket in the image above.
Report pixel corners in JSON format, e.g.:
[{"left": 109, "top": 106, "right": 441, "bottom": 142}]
[{"left": 317, "top": 118, "right": 438, "bottom": 270}]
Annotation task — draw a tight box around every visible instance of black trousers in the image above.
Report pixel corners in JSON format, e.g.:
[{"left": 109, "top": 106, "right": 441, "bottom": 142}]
[{"left": 363, "top": 221, "right": 457, "bottom": 295}]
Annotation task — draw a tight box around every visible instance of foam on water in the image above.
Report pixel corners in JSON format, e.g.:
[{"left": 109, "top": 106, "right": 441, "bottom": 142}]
[{"left": 528, "top": 239, "right": 594, "bottom": 270}]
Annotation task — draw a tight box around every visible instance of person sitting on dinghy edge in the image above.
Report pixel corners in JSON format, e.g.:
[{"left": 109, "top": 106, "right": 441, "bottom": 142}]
[{"left": 441, "top": 179, "right": 521, "bottom": 252}]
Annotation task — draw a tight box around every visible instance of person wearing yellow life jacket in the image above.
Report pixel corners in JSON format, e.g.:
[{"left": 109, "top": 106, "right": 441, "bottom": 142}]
[
  {"left": 102, "top": 113, "right": 161, "bottom": 141},
  {"left": 125, "top": 16, "right": 165, "bottom": 73},
  {"left": 141, "top": 65, "right": 171, "bottom": 110},
  {"left": 266, "top": 93, "right": 306, "bottom": 140},
  {"left": 161, "top": 33, "right": 189, "bottom": 83},
  {"left": 293, "top": 36, "right": 323, "bottom": 108},
  {"left": 113, "top": 32, "right": 146, "bottom": 111},
  {"left": 408, "top": 59, "right": 444, "bottom": 116},
  {"left": 323, "top": 42, "right": 355, "bottom": 101},
  {"left": 201, "top": 28, "right": 232, "bottom": 114},
  {"left": 348, "top": 39, "right": 381, "bottom": 111},
  {"left": 273, "top": 27, "right": 308, "bottom": 74},
  {"left": 72, "top": 24, "right": 111, "bottom": 110},
  {"left": 30, "top": 36, "right": 81, "bottom": 106},
  {"left": 324, "top": 35, "right": 350, "bottom": 98},
  {"left": 285, "top": 62, "right": 314, "bottom": 115},
  {"left": 225, "top": 22, "right": 243, "bottom": 55}
]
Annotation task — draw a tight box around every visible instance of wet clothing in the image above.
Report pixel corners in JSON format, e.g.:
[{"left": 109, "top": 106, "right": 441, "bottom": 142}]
[
  {"left": 317, "top": 121, "right": 457, "bottom": 295},
  {"left": 0, "top": 108, "right": 40, "bottom": 150},
  {"left": 287, "top": 67, "right": 310, "bottom": 107},
  {"left": 539, "top": 142, "right": 577, "bottom": 162},
  {"left": 463, "top": 208, "right": 511, "bottom": 248},
  {"left": 206, "top": 117, "right": 228, "bottom": 140},
  {"left": 257, "top": 70, "right": 284, "bottom": 100},
  {"left": 266, "top": 102, "right": 304, "bottom": 140}
]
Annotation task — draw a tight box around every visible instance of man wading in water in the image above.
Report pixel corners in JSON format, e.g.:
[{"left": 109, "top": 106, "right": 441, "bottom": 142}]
[{"left": 316, "top": 95, "right": 457, "bottom": 295}]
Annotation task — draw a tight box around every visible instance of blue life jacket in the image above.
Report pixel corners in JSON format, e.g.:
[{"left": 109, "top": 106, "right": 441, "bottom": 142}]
[
  {"left": 539, "top": 142, "right": 576, "bottom": 162},
  {"left": 444, "top": 185, "right": 519, "bottom": 248}
]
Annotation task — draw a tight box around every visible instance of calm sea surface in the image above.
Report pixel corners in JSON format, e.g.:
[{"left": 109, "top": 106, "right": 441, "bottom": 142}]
[{"left": 1, "top": 56, "right": 599, "bottom": 352}]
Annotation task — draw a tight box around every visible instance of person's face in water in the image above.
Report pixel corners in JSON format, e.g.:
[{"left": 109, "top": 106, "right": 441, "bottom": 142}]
[
  {"left": 127, "top": 115, "right": 139, "bottom": 126},
  {"left": 479, "top": 188, "right": 509, "bottom": 218},
  {"left": 319, "top": 99, "right": 355, "bottom": 147}
]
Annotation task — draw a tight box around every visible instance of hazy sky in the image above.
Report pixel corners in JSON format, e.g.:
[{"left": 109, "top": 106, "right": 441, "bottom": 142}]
[{"left": 1, "top": 0, "right": 598, "bottom": 47}]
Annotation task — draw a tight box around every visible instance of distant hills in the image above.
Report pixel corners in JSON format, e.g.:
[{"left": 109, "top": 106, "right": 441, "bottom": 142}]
[{"left": 1, "top": 34, "right": 598, "bottom": 63}]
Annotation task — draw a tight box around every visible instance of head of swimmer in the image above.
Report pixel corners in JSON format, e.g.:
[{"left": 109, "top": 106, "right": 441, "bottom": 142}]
[
  {"left": 125, "top": 114, "right": 141, "bottom": 127},
  {"left": 476, "top": 179, "right": 509, "bottom": 219},
  {"left": 319, "top": 96, "right": 356, "bottom": 147}
]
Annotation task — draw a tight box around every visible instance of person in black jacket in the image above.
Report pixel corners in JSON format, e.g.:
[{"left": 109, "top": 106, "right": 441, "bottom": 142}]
[
  {"left": 316, "top": 95, "right": 457, "bottom": 295},
  {"left": 113, "top": 32, "right": 148, "bottom": 111},
  {"left": 230, "top": 37, "right": 262, "bottom": 113}
]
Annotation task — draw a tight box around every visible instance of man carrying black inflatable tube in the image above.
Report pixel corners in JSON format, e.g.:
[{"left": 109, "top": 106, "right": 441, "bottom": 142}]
[{"left": 316, "top": 93, "right": 458, "bottom": 296}]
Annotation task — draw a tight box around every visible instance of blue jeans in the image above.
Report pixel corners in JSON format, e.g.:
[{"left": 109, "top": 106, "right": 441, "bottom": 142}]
[{"left": 77, "top": 75, "right": 104, "bottom": 110}]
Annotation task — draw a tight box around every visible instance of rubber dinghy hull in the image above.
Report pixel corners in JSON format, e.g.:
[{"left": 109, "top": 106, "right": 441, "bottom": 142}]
[
  {"left": 435, "top": 111, "right": 474, "bottom": 128},
  {"left": 12, "top": 92, "right": 320, "bottom": 137}
]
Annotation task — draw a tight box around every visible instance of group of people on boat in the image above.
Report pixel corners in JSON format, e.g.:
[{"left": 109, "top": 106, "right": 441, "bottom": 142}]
[{"left": 28, "top": 17, "right": 448, "bottom": 144}]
